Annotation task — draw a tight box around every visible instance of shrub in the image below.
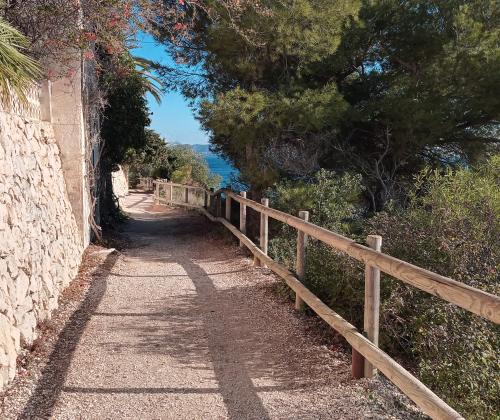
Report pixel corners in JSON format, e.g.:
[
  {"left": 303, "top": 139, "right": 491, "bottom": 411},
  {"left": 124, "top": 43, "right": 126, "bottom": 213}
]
[
  {"left": 128, "top": 170, "right": 140, "bottom": 188},
  {"left": 168, "top": 144, "right": 221, "bottom": 188},
  {"left": 268, "top": 158, "right": 499, "bottom": 418},
  {"left": 268, "top": 170, "right": 367, "bottom": 324},
  {"left": 368, "top": 157, "right": 500, "bottom": 418},
  {"left": 126, "top": 132, "right": 221, "bottom": 189}
]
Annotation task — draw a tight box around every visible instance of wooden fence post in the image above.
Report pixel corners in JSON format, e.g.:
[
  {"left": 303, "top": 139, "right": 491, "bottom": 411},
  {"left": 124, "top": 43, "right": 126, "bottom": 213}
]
[
  {"left": 255, "top": 198, "right": 269, "bottom": 268},
  {"left": 295, "top": 210, "right": 309, "bottom": 311},
  {"left": 216, "top": 194, "right": 222, "bottom": 217},
  {"left": 352, "top": 234, "right": 383, "bottom": 379},
  {"left": 351, "top": 344, "right": 364, "bottom": 379},
  {"left": 239, "top": 191, "right": 247, "bottom": 247},
  {"left": 154, "top": 182, "right": 159, "bottom": 204},
  {"left": 185, "top": 187, "right": 189, "bottom": 204},
  {"left": 169, "top": 183, "right": 173, "bottom": 205},
  {"left": 225, "top": 193, "right": 231, "bottom": 221},
  {"left": 364, "top": 234, "right": 382, "bottom": 378}
]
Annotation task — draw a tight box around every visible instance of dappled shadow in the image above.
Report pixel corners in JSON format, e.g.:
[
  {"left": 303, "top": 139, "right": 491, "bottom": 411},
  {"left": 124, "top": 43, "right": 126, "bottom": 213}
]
[
  {"left": 21, "top": 192, "right": 364, "bottom": 419},
  {"left": 90, "top": 247, "right": 351, "bottom": 420},
  {"left": 138, "top": 258, "right": 345, "bottom": 387},
  {"left": 62, "top": 386, "right": 220, "bottom": 395},
  {"left": 114, "top": 194, "right": 352, "bottom": 412},
  {"left": 172, "top": 255, "right": 271, "bottom": 420},
  {"left": 107, "top": 269, "right": 246, "bottom": 278}
]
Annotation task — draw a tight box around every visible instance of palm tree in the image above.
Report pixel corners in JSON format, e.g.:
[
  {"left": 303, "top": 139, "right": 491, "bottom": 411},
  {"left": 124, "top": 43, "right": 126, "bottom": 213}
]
[
  {"left": 0, "top": 17, "right": 40, "bottom": 104},
  {"left": 133, "top": 55, "right": 163, "bottom": 104}
]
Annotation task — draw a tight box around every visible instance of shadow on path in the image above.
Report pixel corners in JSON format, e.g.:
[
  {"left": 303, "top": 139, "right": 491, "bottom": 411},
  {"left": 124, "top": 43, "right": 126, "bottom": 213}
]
[
  {"left": 178, "top": 256, "right": 271, "bottom": 420},
  {"left": 16, "top": 194, "right": 366, "bottom": 419},
  {"left": 20, "top": 252, "right": 119, "bottom": 419}
]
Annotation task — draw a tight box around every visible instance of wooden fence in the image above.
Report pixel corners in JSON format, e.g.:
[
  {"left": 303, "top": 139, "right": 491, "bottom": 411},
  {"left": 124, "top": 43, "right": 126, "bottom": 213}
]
[
  {"left": 149, "top": 179, "right": 500, "bottom": 420},
  {"left": 153, "top": 180, "right": 208, "bottom": 207},
  {"left": 138, "top": 177, "right": 155, "bottom": 191}
]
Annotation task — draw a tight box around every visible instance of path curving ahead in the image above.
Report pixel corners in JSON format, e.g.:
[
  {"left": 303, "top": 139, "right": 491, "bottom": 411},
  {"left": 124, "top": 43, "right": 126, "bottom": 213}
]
[{"left": 19, "top": 192, "right": 416, "bottom": 419}]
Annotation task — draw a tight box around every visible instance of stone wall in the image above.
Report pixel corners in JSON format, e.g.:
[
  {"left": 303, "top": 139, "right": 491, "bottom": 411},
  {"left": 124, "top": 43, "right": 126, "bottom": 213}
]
[
  {"left": 0, "top": 103, "right": 83, "bottom": 389},
  {"left": 112, "top": 165, "right": 129, "bottom": 199}
]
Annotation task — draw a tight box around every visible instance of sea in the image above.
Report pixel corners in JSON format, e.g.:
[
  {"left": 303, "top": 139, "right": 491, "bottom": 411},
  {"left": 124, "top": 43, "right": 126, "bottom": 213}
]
[{"left": 191, "top": 144, "right": 239, "bottom": 187}]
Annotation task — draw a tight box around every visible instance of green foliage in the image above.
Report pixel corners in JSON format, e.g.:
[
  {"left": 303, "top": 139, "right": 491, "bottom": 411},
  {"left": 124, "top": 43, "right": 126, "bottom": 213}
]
[
  {"left": 268, "top": 170, "right": 366, "bottom": 321},
  {"left": 157, "top": 0, "right": 500, "bottom": 209},
  {"left": 126, "top": 130, "right": 221, "bottom": 189},
  {"left": 133, "top": 56, "right": 164, "bottom": 104},
  {"left": 156, "top": 0, "right": 359, "bottom": 189},
  {"left": 326, "top": 0, "right": 500, "bottom": 208},
  {"left": 268, "top": 169, "right": 364, "bottom": 232},
  {"left": 368, "top": 157, "right": 500, "bottom": 418},
  {"left": 98, "top": 57, "right": 151, "bottom": 224},
  {"left": 200, "top": 84, "right": 347, "bottom": 188},
  {"left": 0, "top": 17, "right": 40, "bottom": 104},
  {"left": 167, "top": 144, "right": 221, "bottom": 188},
  {"left": 128, "top": 170, "right": 140, "bottom": 189},
  {"left": 269, "top": 159, "right": 499, "bottom": 418},
  {"left": 125, "top": 129, "right": 170, "bottom": 177},
  {"left": 101, "top": 70, "right": 151, "bottom": 166}
]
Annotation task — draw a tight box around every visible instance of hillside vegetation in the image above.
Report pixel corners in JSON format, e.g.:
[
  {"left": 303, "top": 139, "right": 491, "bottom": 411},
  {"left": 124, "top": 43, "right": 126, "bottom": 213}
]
[{"left": 268, "top": 157, "right": 499, "bottom": 418}]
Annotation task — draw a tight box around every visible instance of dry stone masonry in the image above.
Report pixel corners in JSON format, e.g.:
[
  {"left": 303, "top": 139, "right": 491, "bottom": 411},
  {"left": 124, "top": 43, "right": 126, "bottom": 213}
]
[
  {"left": 0, "top": 100, "right": 83, "bottom": 390},
  {"left": 112, "top": 165, "right": 129, "bottom": 199}
]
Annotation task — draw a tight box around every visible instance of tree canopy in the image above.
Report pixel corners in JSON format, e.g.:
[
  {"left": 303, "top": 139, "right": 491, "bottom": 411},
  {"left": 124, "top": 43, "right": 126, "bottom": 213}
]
[
  {"left": 126, "top": 130, "right": 221, "bottom": 188},
  {"left": 153, "top": 0, "right": 500, "bottom": 209}
]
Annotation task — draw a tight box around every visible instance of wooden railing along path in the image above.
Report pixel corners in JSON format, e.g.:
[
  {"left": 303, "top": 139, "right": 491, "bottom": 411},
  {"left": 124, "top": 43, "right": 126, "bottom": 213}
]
[
  {"left": 148, "top": 178, "right": 499, "bottom": 420},
  {"left": 138, "top": 177, "right": 155, "bottom": 191}
]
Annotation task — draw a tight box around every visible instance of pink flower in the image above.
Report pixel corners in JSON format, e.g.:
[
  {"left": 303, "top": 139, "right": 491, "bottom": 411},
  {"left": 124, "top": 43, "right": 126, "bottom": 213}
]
[
  {"left": 84, "top": 32, "right": 97, "bottom": 42},
  {"left": 84, "top": 50, "right": 95, "bottom": 61},
  {"left": 66, "top": 68, "right": 77, "bottom": 79}
]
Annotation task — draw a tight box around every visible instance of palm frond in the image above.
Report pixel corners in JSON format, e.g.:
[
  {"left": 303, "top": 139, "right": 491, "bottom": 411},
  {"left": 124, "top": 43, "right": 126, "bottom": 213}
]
[
  {"left": 0, "top": 17, "right": 41, "bottom": 104},
  {"left": 133, "top": 55, "right": 164, "bottom": 104}
]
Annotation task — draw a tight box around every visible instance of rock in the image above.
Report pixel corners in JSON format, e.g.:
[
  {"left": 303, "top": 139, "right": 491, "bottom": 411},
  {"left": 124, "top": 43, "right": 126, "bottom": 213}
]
[
  {"left": 15, "top": 271, "right": 30, "bottom": 306},
  {"left": 0, "top": 314, "right": 18, "bottom": 387},
  {"left": 6, "top": 255, "right": 18, "bottom": 279},
  {"left": 0, "top": 288, "right": 10, "bottom": 315},
  {"left": 18, "top": 311, "right": 37, "bottom": 345},
  {"left": 0, "top": 100, "right": 84, "bottom": 389},
  {"left": 13, "top": 293, "right": 33, "bottom": 327}
]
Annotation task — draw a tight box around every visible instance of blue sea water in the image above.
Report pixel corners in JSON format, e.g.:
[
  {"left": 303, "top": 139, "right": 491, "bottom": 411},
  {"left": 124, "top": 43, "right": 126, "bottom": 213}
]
[
  {"left": 205, "top": 154, "right": 239, "bottom": 187},
  {"left": 189, "top": 144, "right": 238, "bottom": 187}
]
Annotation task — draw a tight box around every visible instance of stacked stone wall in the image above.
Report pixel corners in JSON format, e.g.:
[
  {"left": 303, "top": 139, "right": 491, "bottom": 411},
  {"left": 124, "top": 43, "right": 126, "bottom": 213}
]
[
  {"left": 112, "top": 165, "right": 129, "bottom": 199},
  {"left": 0, "top": 105, "right": 83, "bottom": 389}
]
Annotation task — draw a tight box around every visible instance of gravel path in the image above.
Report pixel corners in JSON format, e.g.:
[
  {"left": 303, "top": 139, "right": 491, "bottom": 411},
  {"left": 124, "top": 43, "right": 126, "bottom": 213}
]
[{"left": 9, "top": 192, "right": 422, "bottom": 419}]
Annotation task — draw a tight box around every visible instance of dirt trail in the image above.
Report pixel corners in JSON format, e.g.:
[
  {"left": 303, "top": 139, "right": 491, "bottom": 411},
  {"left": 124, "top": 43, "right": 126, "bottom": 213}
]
[{"left": 15, "top": 192, "right": 418, "bottom": 419}]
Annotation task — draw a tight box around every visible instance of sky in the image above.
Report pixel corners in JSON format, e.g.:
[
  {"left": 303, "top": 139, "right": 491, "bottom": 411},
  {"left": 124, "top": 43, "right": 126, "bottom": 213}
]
[{"left": 132, "top": 34, "right": 208, "bottom": 145}]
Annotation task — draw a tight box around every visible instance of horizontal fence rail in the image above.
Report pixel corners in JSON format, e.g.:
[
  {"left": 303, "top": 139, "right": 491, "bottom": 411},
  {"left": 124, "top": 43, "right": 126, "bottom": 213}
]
[
  {"left": 224, "top": 191, "right": 500, "bottom": 324},
  {"left": 146, "top": 178, "right": 500, "bottom": 420},
  {"left": 138, "top": 177, "right": 155, "bottom": 191}
]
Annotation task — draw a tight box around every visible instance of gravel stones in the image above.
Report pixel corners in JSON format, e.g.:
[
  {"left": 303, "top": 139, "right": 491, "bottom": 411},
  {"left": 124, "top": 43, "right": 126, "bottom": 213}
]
[{"left": 1, "top": 193, "right": 423, "bottom": 418}]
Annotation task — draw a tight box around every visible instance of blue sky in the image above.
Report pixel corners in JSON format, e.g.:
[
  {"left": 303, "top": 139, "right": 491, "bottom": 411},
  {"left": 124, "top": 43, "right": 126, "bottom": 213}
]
[{"left": 132, "top": 34, "right": 208, "bottom": 145}]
